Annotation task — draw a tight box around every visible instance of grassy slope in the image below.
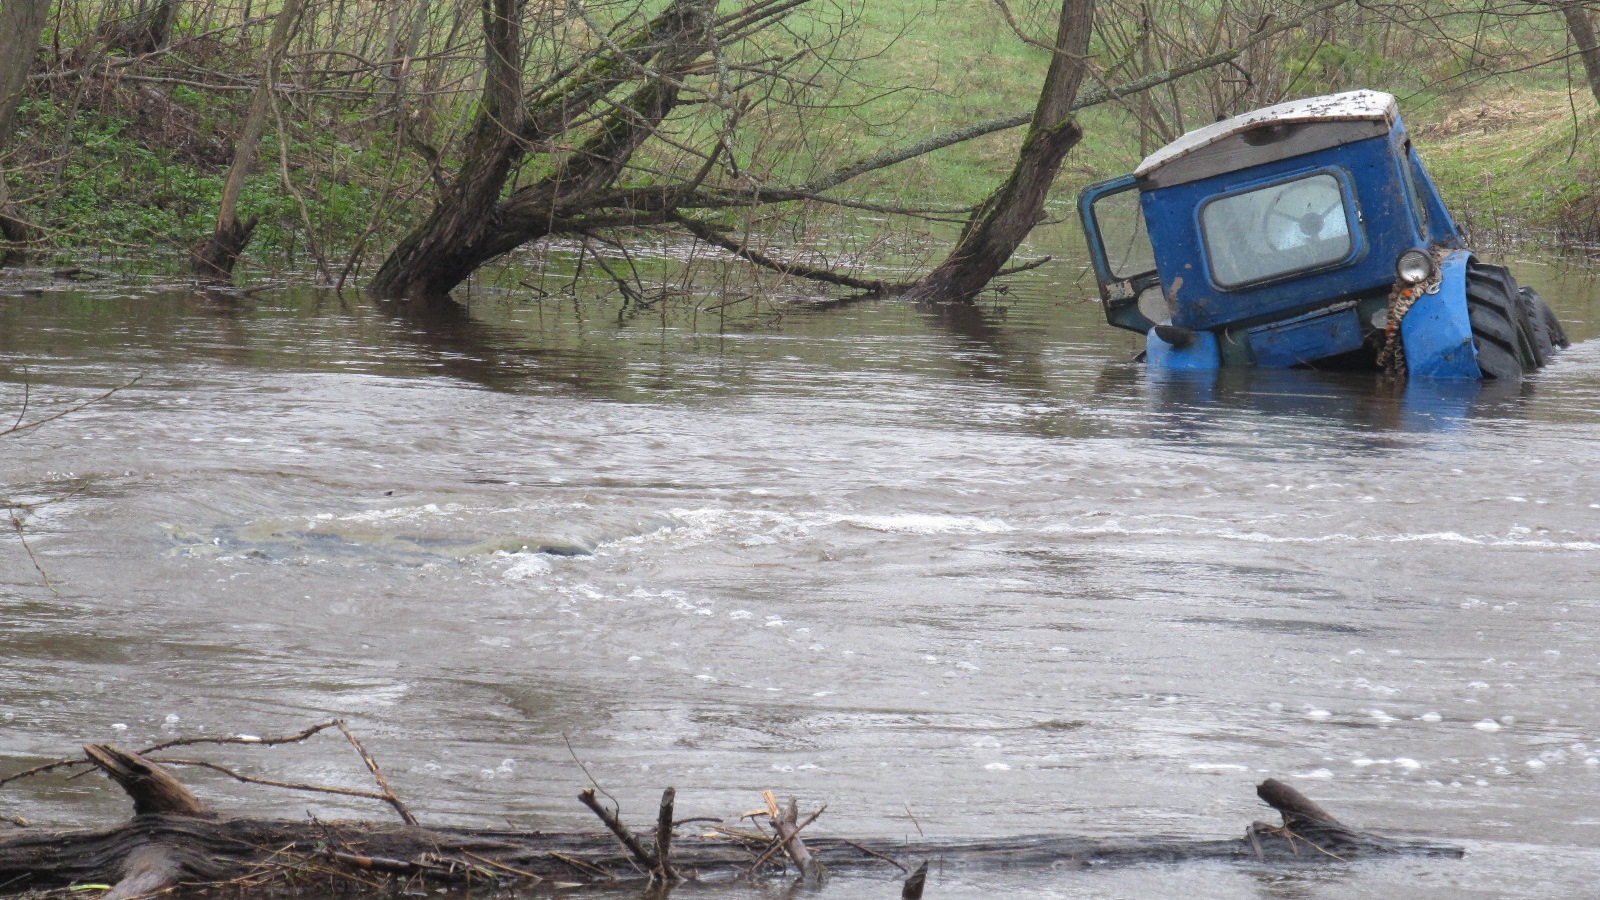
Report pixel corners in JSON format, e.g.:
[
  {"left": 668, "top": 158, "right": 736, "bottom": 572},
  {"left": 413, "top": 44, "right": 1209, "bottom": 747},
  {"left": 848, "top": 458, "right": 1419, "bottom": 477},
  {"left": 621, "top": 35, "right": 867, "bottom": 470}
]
[
  {"left": 721, "top": 0, "right": 1140, "bottom": 207},
  {"left": 1415, "top": 87, "right": 1600, "bottom": 246}
]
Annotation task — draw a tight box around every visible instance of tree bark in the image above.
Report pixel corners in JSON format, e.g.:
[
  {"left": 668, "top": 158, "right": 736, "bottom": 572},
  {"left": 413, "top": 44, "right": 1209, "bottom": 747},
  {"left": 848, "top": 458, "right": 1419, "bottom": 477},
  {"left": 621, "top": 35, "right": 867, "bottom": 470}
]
[
  {"left": 1562, "top": 3, "right": 1600, "bottom": 112},
  {"left": 0, "top": 0, "right": 51, "bottom": 266},
  {"left": 367, "top": 0, "right": 714, "bottom": 301},
  {"left": 189, "top": 0, "right": 308, "bottom": 281},
  {"left": 903, "top": 0, "right": 1095, "bottom": 304},
  {"left": 100, "top": 0, "right": 183, "bottom": 56}
]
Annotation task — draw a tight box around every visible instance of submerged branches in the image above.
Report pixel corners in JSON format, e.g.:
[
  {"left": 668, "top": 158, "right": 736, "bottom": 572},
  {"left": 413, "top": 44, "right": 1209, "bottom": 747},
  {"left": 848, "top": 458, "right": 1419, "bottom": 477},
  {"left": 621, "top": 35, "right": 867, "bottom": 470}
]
[
  {"left": 673, "top": 214, "right": 895, "bottom": 294},
  {"left": 0, "top": 726, "right": 1464, "bottom": 899},
  {"left": 0, "top": 718, "right": 413, "bottom": 822}
]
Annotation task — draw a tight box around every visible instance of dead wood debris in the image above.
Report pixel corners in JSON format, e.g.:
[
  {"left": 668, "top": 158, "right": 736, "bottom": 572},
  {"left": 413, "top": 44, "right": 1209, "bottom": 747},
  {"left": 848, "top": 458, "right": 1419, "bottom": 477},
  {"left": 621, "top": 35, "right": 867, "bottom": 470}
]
[{"left": 0, "top": 722, "right": 1464, "bottom": 898}]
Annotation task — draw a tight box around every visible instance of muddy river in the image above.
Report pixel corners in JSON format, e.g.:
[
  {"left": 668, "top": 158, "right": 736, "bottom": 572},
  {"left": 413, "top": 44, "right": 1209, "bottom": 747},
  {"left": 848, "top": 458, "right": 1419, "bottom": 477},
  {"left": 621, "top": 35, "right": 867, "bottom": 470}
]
[{"left": 2, "top": 248, "right": 1599, "bottom": 898}]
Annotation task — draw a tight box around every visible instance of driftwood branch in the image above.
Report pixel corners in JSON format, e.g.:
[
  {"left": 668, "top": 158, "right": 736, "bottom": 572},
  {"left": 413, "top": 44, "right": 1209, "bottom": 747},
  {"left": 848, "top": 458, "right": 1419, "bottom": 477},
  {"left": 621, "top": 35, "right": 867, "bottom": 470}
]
[
  {"left": 902, "top": 860, "right": 929, "bottom": 900},
  {"left": 654, "top": 787, "right": 679, "bottom": 882},
  {"left": 579, "top": 787, "right": 659, "bottom": 874},
  {"left": 750, "top": 792, "right": 826, "bottom": 878},
  {"left": 81, "top": 745, "right": 210, "bottom": 818}
]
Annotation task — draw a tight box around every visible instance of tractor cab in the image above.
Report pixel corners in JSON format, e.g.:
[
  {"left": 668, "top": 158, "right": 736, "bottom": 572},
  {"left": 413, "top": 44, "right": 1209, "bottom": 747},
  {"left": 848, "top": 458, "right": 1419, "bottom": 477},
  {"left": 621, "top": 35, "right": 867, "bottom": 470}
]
[{"left": 1078, "top": 90, "right": 1565, "bottom": 378}]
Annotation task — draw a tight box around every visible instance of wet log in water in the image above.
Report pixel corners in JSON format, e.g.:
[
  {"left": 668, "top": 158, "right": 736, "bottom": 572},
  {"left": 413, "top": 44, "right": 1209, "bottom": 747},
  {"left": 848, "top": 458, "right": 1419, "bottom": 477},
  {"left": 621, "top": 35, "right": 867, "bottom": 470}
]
[{"left": 0, "top": 743, "right": 1462, "bottom": 897}]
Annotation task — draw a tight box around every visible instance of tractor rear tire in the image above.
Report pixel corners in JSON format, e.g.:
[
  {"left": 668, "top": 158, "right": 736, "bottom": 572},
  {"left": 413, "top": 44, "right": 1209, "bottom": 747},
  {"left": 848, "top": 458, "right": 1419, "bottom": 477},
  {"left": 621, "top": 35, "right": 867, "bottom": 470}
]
[
  {"left": 1466, "top": 262, "right": 1540, "bottom": 380},
  {"left": 1521, "top": 286, "right": 1570, "bottom": 350}
]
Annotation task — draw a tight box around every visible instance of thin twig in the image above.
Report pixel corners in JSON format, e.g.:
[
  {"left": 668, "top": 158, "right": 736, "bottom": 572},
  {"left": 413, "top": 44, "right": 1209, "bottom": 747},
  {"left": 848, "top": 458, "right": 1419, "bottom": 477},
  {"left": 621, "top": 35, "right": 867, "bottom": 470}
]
[
  {"left": 8, "top": 508, "right": 57, "bottom": 596},
  {"left": 8, "top": 376, "right": 28, "bottom": 433},
  {"left": 549, "top": 851, "right": 614, "bottom": 880},
  {"left": 0, "top": 759, "right": 91, "bottom": 790},
  {"left": 334, "top": 720, "right": 417, "bottom": 826},
  {"left": 461, "top": 850, "right": 542, "bottom": 882},
  {"left": 0, "top": 377, "right": 140, "bottom": 439},
  {"left": 995, "top": 256, "right": 1053, "bottom": 277},
  {"left": 138, "top": 719, "right": 344, "bottom": 755},
  {"left": 145, "top": 758, "right": 397, "bottom": 804},
  {"left": 904, "top": 804, "right": 925, "bottom": 838},
  {"left": 563, "top": 732, "right": 620, "bottom": 808},
  {"left": 842, "top": 839, "right": 909, "bottom": 873}
]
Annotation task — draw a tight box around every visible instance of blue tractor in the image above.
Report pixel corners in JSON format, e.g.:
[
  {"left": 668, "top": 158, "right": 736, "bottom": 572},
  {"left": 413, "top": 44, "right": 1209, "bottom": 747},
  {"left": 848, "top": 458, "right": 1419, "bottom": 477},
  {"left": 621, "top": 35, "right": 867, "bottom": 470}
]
[{"left": 1078, "top": 90, "right": 1567, "bottom": 378}]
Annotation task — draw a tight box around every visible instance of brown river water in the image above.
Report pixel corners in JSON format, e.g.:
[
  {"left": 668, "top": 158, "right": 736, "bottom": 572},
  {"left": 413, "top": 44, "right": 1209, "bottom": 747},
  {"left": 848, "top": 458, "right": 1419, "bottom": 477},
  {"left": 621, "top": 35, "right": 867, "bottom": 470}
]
[{"left": 2, "top": 248, "right": 1599, "bottom": 898}]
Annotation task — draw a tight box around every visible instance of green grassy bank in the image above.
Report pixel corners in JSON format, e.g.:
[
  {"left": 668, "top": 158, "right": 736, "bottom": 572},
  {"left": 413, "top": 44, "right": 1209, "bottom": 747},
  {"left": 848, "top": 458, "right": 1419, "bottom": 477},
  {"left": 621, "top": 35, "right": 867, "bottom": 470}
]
[
  {"left": 2, "top": 0, "right": 1596, "bottom": 278},
  {"left": 1416, "top": 88, "right": 1600, "bottom": 248}
]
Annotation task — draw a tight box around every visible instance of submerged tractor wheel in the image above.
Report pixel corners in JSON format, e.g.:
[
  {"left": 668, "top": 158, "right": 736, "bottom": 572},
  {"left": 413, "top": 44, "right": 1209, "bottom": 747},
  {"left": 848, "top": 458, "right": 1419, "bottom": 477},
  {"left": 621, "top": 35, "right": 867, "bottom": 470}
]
[
  {"left": 1465, "top": 261, "right": 1560, "bottom": 379},
  {"left": 1522, "top": 285, "right": 1570, "bottom": 351}
]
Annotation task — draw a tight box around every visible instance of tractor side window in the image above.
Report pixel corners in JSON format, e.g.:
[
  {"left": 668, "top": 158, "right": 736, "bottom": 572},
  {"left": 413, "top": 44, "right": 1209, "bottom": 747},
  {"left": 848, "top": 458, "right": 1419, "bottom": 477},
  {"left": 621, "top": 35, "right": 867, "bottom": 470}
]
[
  {"left": 1200, "top": 172, "right": 1354, "bottom": 288},
  {"left": 1400, "top": 141, "right": 1431, "bottom": 235},
  {"left": 1092, "top": 189, "right": 1156, "bottom": 280}
]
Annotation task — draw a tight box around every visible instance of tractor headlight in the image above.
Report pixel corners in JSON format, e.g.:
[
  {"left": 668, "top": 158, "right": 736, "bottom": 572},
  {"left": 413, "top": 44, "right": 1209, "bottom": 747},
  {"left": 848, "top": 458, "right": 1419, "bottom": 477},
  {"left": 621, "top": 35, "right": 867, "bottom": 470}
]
[{"left": 1396, "top": 249, "right": 1435, "bottom": 285}]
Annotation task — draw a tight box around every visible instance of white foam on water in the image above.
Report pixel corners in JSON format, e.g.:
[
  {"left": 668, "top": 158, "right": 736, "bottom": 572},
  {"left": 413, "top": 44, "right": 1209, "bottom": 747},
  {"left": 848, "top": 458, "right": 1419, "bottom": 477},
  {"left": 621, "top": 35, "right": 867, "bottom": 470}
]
[
  {"left": 1037, "top": 521, "right": 1600, "bottom": 550},
  {"left": 501, "top": 553, "right": 553, "bottom": 580},
  {"left": 663, "top": 507, "right": 818, "bottom": 546},
  {"left": 843, "top": 514, "right": 1015, "bottom": 535},
  {"left": 340, "top": 502, "right": 465, "bottom": 524}
]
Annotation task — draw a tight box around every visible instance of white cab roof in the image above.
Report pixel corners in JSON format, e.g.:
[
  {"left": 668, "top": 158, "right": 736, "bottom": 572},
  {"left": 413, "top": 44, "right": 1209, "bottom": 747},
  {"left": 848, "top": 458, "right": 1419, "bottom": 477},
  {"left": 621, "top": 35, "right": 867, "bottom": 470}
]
[{"left": 1134, "top": 90, "right": 1399, "bottom": 178}]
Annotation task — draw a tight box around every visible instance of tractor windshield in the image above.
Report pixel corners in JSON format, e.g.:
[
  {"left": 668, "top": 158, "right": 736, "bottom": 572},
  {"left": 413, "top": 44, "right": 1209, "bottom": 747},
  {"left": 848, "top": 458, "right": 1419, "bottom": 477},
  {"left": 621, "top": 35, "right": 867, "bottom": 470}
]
[
  {"left": 1091, "top": 187, "right": 1156, "bottom": 280},
  {"left": 1200, "top": 172, "right": 1354, "bottom": 288}
]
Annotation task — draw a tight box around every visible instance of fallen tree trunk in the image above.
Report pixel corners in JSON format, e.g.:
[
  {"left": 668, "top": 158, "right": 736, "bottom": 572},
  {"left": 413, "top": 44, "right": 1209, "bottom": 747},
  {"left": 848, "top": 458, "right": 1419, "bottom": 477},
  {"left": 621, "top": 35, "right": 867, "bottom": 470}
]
[{"left": 0, "top": 744, "right": 1462, "bottom": 897}]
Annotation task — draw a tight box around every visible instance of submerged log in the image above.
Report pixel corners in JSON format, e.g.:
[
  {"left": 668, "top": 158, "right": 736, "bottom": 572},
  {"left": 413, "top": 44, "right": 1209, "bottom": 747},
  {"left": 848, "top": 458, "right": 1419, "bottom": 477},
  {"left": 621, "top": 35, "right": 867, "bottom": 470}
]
[{"left": 0, "top": 745, "right": 1462, "bottom": 897}]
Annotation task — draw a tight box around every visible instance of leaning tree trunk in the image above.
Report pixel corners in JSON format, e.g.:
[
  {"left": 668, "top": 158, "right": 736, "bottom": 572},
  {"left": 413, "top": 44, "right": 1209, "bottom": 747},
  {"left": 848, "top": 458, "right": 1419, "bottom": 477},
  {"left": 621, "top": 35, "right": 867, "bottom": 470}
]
[
  {"left": 366, "top": 0, "right": 528, "bottom": 301},
  {"left": 367, "top": 0, "right": 713, "bottom": 301},
  {"left": 0, "top": 0, "right": 52, "bottom": 267},
  {"left": 903, "top": 0, "right": 1096, "bottom": 304},
  {"left": 190, "top": 0, "right": 307, "bottom": 282},
  {"left": 1561, "top": 2, "right": 1600, "bottom": 112}
]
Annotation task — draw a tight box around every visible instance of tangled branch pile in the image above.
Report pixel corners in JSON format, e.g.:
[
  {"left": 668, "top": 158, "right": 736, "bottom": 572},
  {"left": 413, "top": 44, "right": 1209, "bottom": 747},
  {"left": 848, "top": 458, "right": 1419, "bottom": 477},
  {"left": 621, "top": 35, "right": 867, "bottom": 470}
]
[{"left": 0, "top": 721, "right": 1461, "bottom": 898}]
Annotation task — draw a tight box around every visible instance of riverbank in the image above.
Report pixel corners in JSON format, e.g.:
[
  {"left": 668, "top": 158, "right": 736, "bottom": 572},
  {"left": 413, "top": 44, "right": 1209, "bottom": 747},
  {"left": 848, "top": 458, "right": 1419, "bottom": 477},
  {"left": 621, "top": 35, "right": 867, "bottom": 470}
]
[
  {"left": 1, "top": 1, "right": 1596, "bottom": 277},
  {"left": 1417, "top": 87, "right": 1600, "bottom": 250}
]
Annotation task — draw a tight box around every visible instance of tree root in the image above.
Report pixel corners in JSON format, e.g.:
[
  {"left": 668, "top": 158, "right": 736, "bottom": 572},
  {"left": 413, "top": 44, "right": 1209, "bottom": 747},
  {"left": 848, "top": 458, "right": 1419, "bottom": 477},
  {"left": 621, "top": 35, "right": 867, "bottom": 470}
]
[{"left": 188, "top": 215, "right": 259, "bottom": 282}]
